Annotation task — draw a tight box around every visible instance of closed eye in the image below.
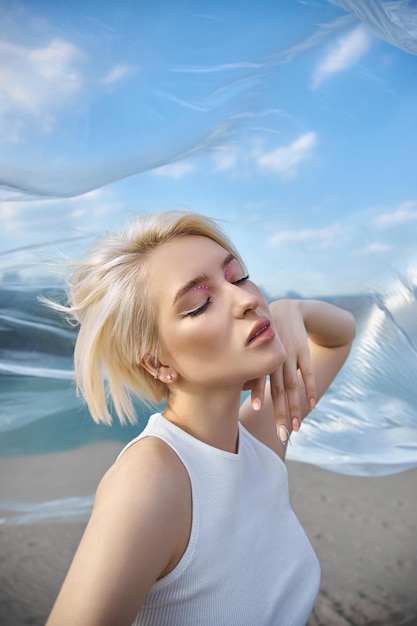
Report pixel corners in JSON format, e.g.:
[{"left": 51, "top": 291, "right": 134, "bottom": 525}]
[
  {"left": 180, "top": 297, "right": 212, "bottom": 318},
  {"left": 232, "top": 274, "right": 249, "bottom": 285}
]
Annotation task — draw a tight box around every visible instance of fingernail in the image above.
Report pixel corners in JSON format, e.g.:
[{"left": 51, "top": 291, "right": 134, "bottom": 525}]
[
  {"left": 277, "top": 425, "right": 289, "bottom": 443},
  {"left": 292, "top": 417, "right": 300, "bottom": 431},
  {"left": 252, "top": 397, "right": 262, "bottom": 411},
  {"left": 309, "top": 397, "right": 316, "bottom": 410}
]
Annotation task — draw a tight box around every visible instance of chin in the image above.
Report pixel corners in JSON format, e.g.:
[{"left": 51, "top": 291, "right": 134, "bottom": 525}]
[
  {"left": 253, "top": 351, "right": 286, "bottom": 380},
  {"left": 267, "top": 337, "right": 286, "bottom": 366}
]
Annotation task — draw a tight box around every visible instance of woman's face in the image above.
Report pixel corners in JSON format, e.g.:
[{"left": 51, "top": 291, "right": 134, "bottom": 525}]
[{"left": 148, "top": 235, "right": 285, "bottom": 390}]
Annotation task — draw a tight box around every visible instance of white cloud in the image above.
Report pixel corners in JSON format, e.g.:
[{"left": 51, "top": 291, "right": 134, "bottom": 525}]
[
  {"left": 212, "top": 146, "right": 238, "bottom": 172},
  {"left": 257, "top": 132, "right": 317, "bottom": 180},
  {"left": 268, "top": 223, "right": 342, "bottom": 247},
  {"left": 152, "top": 161, "right": 195, "bottom": 179},
  {"left": 0, "top": 188, "right": 117, "bottom": 243},
  {"left": 0, "top": 38, "right": 84, "bottom": 139},
  {"left": 0, "top": 187, "right": 124, "bottom": 280},
  {"left": 312, "top": 25, "right": 370, "bottom": 89},
  {"left": 374, "top": 201, "right": 417, "bottom": 229},
  {"left": 102, "top": 64, "right": 130, "bottom": 84},
  {"left": 357, "top": 242, "right": 392, "bottom": 255}
]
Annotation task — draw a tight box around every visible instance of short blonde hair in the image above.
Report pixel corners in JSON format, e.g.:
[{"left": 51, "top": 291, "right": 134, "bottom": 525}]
[{"left": 50, "top": 210, "right": 244, "bottom": 425}]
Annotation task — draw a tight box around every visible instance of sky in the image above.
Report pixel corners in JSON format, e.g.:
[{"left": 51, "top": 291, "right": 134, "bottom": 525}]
[{"left": 1, "top": 0, "right": 417, "bottom": 298}]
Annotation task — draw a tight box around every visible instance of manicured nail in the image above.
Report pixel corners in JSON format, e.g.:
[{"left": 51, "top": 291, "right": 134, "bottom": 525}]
[
  {"left": 277, "top": 425, "right": 290, "bottom": 446},
  {"left": 252, "top": 397, "right": 262, "bottom": 411},
  {"left": 292, "top": 417, "right": 300, "bottom": 431},
  {"left": 309, "top": 397, "right": 316, "bottom": 410}
]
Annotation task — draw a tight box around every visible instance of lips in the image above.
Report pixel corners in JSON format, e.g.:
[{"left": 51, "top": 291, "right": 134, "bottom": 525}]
[{"left": 246, "top": 317, "right": 271, "bottom": 345}]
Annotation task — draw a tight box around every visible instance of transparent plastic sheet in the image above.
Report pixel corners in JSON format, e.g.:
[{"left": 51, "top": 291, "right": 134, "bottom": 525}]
[
  {"left": 1, "top": 0, "right": 417, "bottom": 522},
  {"left": 287, "top": 262, "right": 417, "bottom": 475},
  {"left": 332, "top": 0, "right": 417, "bottom": 53},
  {"left": 0, "top": 1, "right": 277, "bottom": 200},
  {"left": 2, "top": 0, "right": 417, "bottom": 201},
  {"left": 0, "top": 496, "right": 94, "bottom": 526}
]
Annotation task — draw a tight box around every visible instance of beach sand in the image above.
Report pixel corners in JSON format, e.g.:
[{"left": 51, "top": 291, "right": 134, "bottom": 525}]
[
  {"left": 287, "top": 463, "right": 417, "bottom": 626},
  {"left": 1, "top": 443, "right": 416, "bottom": 626}
]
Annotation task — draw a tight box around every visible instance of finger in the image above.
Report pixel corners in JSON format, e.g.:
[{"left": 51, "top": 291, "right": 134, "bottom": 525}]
[
  {"left": 249, "top": 376, "right": 266, "bottom": 411},
  {"left": 297, "top": 348, "right": 316, "bottom": 411},
  {"left": 282, "top": 358, "right": 301, "bottom": 432},
  {"left": 270, "top": 369, "right": 290, "bottom": 431}
]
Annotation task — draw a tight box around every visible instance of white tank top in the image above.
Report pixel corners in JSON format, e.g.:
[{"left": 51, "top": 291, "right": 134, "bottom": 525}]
[{"left": 119, "top": 413, "right": 320, "bottom": 626}]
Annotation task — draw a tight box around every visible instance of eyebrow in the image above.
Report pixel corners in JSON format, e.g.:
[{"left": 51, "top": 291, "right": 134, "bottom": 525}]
[{"left": 173, "top": 253, "right": 236, "bottom": 305}]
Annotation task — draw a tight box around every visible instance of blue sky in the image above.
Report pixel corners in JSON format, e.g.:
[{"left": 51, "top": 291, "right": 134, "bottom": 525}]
[{"left": 1, "top": 0, "right": 417, "bottom": 297}]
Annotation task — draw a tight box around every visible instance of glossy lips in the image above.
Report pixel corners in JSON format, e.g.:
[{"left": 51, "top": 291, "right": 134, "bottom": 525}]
[{"left": 246, "top": 317, "right": 274, "bottom": 345}]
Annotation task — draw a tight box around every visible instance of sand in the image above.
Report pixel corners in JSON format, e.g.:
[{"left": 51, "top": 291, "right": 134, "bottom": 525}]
[
  {"left": 287, "top": 464, "right": 417, "bottom": 625},
  {"left": 1, "top": 443, "right": 416, "bottom": 626}
]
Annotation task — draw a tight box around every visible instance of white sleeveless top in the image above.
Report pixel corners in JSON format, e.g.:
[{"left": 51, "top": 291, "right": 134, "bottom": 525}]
[{"left": 119, "top": 413, "right": 320, "bottom": 626}]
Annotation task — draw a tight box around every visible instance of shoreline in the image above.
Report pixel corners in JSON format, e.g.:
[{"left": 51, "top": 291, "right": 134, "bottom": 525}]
[{"left": 1, "top": 444, "right": 416, "bottom": 625}]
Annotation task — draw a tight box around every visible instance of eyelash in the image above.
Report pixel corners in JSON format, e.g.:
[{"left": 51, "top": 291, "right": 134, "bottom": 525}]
[
  {"left": 184, "top": 274, "right": 250, "bottom": 318},
  {"left": 186, "top": 297, "right": 212, "bottom": 317},
  {"left": 232, "top": 274, "right": 249, "bottom": 285}
]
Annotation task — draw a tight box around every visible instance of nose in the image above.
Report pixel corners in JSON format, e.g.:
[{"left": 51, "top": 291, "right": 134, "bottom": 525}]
[{"left": 229, "top": 282, "right": 259, "bottom": 317}]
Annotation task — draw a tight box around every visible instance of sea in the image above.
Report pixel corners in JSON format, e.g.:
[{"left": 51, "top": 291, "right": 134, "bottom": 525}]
[{"left": 1, "top": 277, "right": 417, "bottom": 524}]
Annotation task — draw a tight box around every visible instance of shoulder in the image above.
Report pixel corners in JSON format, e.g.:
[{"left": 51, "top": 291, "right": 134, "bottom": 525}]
[
  {"left": 90, "top": 436, "right": 192, "bottom": 592},
  {"left": 46, "top": 437, "right": 192, "bottom": 624},
  {"left": 97, "top": 435, "right": 191, "bottom": 519}
]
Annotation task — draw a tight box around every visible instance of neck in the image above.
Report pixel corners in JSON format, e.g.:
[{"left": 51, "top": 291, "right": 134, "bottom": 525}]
[{"left": 163, "top": 387, "right": 242, "bottom": 454}]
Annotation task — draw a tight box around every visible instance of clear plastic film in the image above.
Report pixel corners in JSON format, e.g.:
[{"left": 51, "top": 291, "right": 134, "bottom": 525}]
[
  {"left": 1, "top": 0, "right": 417, "bottom": 519},
  {"left": 4, "top": 0, "right": 417, "bottom": 200},
  {"left": 287, "top": 262, "right": 417, "bottom": 475}
]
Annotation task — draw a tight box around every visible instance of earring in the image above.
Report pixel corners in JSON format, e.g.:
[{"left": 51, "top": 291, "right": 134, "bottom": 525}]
[
  {"left": 153, "top": 366, "right": 161, "bottom": 380},
  {"left": 166, "top": 374, "right": 173, "bottom": 381}
]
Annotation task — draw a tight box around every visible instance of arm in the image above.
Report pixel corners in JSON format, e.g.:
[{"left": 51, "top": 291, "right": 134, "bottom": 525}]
[
  {"left": 240, "top": 299, "right": 355, "bottom": 457},
  {"left": 269, "top": 298, "right": 356, "bottom": 427},
  {"left": 46, "top": 438, "right": 191, "bottom": 626}
]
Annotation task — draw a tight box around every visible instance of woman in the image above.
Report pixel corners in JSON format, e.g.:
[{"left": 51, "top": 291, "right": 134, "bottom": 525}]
[{"left": 46, "top": 210, "right": 355, "bottom": 626}]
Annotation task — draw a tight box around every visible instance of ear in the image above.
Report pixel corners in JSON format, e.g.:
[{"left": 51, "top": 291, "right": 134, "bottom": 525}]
[
  {"left": 140, "top": 354, "right": 177, "bottom": 384},
  {"left": 140, "top": 353, "right": 159, "bottom": 378}
]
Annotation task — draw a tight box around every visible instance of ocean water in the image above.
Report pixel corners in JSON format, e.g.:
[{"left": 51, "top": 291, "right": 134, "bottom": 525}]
[
  {"left": 1, "top": 276, "right": 417, "bottom": 524},
  {"left": 0, "top": 283, "right": 150, "bottom": 455}
]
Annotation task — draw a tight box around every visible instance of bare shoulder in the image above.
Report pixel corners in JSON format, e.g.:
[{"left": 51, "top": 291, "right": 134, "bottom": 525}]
[
  {"left": 100, "top": 434, "right": 191, "bottom": 505},
  {"left": 47, "top": 436, "right": 191, "bottom": 625},
  {"left": 95, "top": 435, "right": 193, "bottom": 576}
]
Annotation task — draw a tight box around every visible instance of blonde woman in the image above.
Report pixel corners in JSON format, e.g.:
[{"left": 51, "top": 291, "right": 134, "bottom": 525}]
[{"left": 47, "top": 211, "right": 355, "bottom": 626}]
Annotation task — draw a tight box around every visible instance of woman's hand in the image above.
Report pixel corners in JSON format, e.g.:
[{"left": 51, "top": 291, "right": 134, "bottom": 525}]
[
  {"left": 244, "top": 300, "right": 316, "bottom": 436},
  {"left": 241, "top": 299, "right": 355, "bottom": 459},
  {"left": 269, "top": 300, "right": 317, "bottom": 432}
]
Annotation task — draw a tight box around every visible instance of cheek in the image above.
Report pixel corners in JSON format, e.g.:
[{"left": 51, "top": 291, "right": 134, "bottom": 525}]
[
  {"left": 161, "top": 317, "right": 229, "bottom": 373},
  {"left": 178, "top": 321, "right": 225, "bottom": 356}
]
